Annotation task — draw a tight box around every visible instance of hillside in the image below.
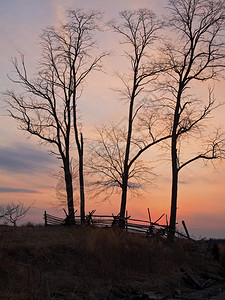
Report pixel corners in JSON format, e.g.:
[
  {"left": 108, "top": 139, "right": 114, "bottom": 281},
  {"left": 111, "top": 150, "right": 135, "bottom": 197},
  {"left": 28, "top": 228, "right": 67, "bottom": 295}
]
[{"left": 0, "top": 225, "right": 224, "bottom": 300}]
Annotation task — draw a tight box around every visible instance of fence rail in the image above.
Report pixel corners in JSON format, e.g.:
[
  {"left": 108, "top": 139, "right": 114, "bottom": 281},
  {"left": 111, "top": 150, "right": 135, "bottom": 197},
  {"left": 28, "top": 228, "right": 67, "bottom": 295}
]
[
  {"left": 43, "top": 210, "right": 192, "bottom": 240},
  {"left": 43, "top": 212, "right": 65, "bottom": 226}
]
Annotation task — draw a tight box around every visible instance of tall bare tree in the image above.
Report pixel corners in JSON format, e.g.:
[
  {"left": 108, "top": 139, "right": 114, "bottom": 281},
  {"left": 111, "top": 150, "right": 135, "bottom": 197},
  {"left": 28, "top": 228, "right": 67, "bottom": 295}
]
[
  {"left": 89, "top": 9, "right": 171, "bottom": 221},
  {"left": 48, "top": 9, "right": 107, "bottom": 223},
  {"left": 160, "top": 0, "right": 225, "bottom": 238},
  {"left": 5, "top": 9, "right": 106, "bottom": 223},
  {"left": 5, "top": 50, "right": 76, "bottom": 222}
]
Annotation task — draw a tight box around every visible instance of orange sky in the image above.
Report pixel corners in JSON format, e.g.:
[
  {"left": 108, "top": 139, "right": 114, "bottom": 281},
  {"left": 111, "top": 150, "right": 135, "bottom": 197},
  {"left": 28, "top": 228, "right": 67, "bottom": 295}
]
[{"left": 0, "top": 0, "right": 224, "bottom": 238}]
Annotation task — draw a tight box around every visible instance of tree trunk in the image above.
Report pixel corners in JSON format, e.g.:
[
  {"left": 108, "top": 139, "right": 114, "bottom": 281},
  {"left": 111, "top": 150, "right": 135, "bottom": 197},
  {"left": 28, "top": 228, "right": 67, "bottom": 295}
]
[
  {"left": 73, "top": 90, "right": 86, "bottom": 224},
  {"left": 169, "top": 146, "right": 178, "bottom": 240},
  {"left": 168, "top": 89, "right": 181, "bottom": 240},
  {"left": 64, "top": 160, "right": 75, "bottom": 224},
  {"left": 120, "top": 175, "right": 128, "bottom": 218},
  {"left": 119, "top": 174, "right": 129, "bottom": 228},
  {"left": 119, "top": 84, "right": 136, "bottom": 220},
  {"left": 79, "top": 133, "right": 85, "bottom": 224}
]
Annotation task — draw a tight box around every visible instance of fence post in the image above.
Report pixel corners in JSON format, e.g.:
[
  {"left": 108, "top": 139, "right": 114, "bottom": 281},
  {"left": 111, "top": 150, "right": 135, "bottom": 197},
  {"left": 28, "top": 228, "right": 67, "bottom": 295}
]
[
  {"left": 125, "top": 210, "right": 128, "bottom": 231},
  {"left": 203, "top": 238, "right": 212, "bottom": 262},
  {"left": 182, "top": 220, "right": 190, "bottom": 239},
  {"left": 44, "top": 211, "right": 48, "bottom": 226},
  {"left": 147, "top": 208, "right": 151, "bottom": 224}
]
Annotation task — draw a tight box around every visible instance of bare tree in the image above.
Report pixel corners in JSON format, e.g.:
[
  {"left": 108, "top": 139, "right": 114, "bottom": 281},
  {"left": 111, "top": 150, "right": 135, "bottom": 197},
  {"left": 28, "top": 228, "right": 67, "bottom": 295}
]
[
  {"left": 52, "top": 161, "right": 79, "bottom": 210},
  {"left": 88, "top": 124, "right": 156, "bottom": 202},
  {"left": 5, "top": 50, "right": 75, "bottom": 222},
  {"left": 160, "top": 0, "right": 225, "bottom": 238},
  {"left": 89, "top": 9, "right": 171, "bottom": 222},
  {"left": 64, "top": 10, "right": 107, "bottom": 223},
  {"left": 4, "top": 9, "right": 106, "bottom": 223},
  {"left": 0, "top": 205, "right": 9, "bottom": 220},
  {"left": 1, "top": 201, "right": 33, "bottom": 227}
]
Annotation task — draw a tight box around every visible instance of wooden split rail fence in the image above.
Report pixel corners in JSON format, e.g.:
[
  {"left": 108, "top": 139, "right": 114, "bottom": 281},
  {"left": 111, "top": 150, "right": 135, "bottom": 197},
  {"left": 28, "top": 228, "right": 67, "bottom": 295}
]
[
  {"left": 44, "top": 212, "right": 67, "bottom": 226},
  {"left": 43, "top": 210, "right": 193, "bottom": 240}
]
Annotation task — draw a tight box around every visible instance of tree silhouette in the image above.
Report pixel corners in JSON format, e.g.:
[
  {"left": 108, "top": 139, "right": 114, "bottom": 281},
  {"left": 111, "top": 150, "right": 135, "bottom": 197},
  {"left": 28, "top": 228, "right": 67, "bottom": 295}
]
[
  {"left": 89, "top": 9, "right": 171, "bottom": 222},
  {"left": 0, "top": 201, "right": 33, "bottom": 226},
  {"left": 160, "top": 0, "right": 225, "bottom": 238},
  {"left": 4, "top": 201, "right": 33, "bottom": 227},
  {"left": 62, "top": 10, "right": 107, "bottom": 223},
  {"left": 5, "top": 9, "right": 106, "bottom": 223}
]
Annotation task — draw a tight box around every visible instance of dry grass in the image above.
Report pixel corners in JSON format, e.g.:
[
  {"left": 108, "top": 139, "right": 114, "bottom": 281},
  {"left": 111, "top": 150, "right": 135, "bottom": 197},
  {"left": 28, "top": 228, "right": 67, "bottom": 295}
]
[
  {"left": 217, "top": 243, "right": 225, "bottom": 270},
  {"left": 0, "top": 225, "right": 223, "bottom": 299}
]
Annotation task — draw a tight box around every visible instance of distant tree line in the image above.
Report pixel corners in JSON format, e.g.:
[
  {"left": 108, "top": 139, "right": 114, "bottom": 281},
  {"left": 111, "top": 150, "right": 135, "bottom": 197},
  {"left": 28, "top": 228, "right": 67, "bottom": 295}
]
[{"left": 4, "top": 0, "right": 225, "bottom": 239}]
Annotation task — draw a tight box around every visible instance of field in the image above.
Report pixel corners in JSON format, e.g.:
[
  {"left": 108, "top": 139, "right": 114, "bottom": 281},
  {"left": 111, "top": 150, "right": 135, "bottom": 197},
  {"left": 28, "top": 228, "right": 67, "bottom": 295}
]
[{"left": 0, "top": 225, "right": 224, "bottom": 300}]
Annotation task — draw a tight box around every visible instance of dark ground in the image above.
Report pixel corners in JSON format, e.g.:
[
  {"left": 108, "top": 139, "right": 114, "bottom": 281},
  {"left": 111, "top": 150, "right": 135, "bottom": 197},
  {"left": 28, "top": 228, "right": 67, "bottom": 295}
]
[{"left": 0, "top": 225, "right": 224, "bottom": 299}]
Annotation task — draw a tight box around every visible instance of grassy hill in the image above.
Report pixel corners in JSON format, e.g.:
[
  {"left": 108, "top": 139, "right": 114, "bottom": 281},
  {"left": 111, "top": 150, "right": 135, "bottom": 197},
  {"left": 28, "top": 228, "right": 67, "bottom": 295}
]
[{"left": 0, "top": 225, "right": 224, "bottom": 299}]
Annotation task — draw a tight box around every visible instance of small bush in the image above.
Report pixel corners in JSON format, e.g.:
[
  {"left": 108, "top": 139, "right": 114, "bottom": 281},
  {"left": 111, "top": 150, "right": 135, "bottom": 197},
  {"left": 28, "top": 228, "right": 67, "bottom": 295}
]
[{"left": 22, "top": 221, "right": 35, "bottom": 227}]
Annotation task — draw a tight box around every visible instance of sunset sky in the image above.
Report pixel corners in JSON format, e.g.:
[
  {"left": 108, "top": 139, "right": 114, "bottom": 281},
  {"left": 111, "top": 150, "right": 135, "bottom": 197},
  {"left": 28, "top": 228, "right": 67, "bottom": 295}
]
[{"left": 0, "top": 0, "right": 224, "bottom": 238}]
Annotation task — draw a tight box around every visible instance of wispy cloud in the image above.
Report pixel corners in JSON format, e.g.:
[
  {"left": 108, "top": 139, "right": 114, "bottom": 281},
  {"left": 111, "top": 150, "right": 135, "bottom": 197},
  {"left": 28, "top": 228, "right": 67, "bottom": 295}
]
[
  {"left": 0, "top": 187, "right": 39, "bottom": 194},
  {"left": 0, "top": 143, "right": 57, "bottom": 174},
  {"left": 50, "top": 0, "right": 73, "bottom": 24},
  {"left": 162, "top": 177, "right": 190, "bottom": 185}
]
